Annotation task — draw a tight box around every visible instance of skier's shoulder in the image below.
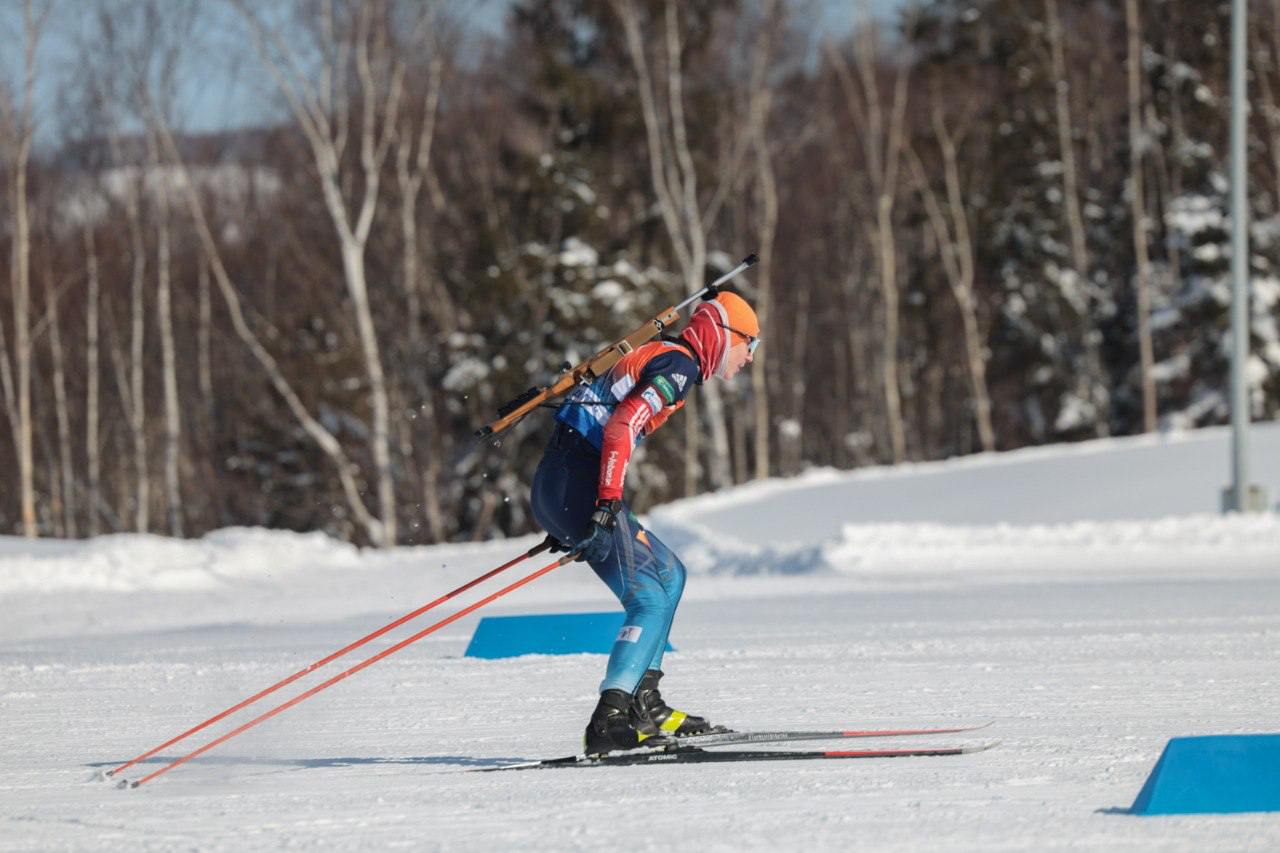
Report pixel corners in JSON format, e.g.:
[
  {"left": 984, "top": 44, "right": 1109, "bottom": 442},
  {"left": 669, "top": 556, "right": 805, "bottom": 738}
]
[
  {"left": 636, "top": 342, "right": 698, "bottom": 404},
  {"left": 642, "top": 344, "right": 697, "bottom": 375}
]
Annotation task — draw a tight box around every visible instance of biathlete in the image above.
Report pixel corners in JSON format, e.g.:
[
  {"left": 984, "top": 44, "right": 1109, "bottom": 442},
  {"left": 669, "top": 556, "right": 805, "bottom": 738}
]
[{"left": 530, "top": 290, "right": 759, "bottom": 755}]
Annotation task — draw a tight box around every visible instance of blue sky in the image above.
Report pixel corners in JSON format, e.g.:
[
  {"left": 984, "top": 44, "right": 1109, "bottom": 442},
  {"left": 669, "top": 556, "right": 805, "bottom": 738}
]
[{"left": 3, "top": 0, "right": 906, "bottom": 144}]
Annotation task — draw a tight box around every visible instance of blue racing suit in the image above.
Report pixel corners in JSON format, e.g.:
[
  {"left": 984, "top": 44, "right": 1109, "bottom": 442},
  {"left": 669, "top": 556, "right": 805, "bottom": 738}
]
[{"left": 530, "top": 340, "right": 700, "bottom": 694}]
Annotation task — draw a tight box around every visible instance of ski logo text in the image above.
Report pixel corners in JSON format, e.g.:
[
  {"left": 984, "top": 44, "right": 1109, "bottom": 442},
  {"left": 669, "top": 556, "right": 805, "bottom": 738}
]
[
  {"left": 616, "top": 625, "right": 643, "bottom": 643},
  {"left": 653, "top": 375, "right": 677, "bottom": 404},
  {"left": 603, "top": 450, "right": 620, "bottom": 486}
]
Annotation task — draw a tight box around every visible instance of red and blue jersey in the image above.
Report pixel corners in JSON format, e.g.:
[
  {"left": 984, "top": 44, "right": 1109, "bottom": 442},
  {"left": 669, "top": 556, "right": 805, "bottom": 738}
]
[{"left": 555, "top": 340, "right": 700, "bottom": 501}]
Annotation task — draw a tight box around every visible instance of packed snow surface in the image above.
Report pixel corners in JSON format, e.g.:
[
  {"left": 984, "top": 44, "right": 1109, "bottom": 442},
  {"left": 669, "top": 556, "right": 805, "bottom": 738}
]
[{"left": 3, "top": 424, "right": 1280, "bottom": 850}]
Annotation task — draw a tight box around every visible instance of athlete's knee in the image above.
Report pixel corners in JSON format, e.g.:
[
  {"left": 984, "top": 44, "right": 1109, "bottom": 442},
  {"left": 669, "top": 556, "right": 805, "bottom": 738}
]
[{"left": 622, "top": 585, "right": 675, "bottom": 622}]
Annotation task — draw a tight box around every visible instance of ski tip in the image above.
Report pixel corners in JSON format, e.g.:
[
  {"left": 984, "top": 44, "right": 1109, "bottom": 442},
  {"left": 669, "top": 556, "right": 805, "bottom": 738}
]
[
  {"left": 473, "top": 756, "right": 575, "bottom": 773},
  {"left": 952, "top": 720, "right": 996, "bottom": 733},
  {"left": 836, "top": 721, "right": 995, "bottom": 737},
  {"left": 918, "top": 719, "right": 995, "bottom": 732},
  {"left": 962, "top": 740, "right": 1001, "bottom": 754}
]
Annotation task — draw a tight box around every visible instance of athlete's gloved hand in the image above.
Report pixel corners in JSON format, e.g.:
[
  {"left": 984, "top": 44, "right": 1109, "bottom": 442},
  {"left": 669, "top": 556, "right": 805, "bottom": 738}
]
[
  {"left": 541, "top": 534, "right": 569, "bottom": 554},
  {"left": 574, "top": 499, "right": 622, "bottom": 563}
]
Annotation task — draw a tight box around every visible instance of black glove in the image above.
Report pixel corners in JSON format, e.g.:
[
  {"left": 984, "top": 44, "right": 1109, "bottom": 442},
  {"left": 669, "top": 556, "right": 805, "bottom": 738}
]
[
  {"left": 574, "top": 499, "right": 622, "bottom": 563},
  {"left": 541, "top": 534, "right": 568, "bottom": 554}
]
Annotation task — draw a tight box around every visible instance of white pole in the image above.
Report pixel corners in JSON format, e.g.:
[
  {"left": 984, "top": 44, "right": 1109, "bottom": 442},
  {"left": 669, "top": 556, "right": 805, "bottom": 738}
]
[{"left": 1228, "top": 0, "right": 1250, "bottom": 512}]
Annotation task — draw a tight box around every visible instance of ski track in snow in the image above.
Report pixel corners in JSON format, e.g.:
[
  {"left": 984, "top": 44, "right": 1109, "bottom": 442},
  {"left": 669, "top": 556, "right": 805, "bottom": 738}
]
[{"left": 2, "top": 424, "right": 1280, "bottom": 850}]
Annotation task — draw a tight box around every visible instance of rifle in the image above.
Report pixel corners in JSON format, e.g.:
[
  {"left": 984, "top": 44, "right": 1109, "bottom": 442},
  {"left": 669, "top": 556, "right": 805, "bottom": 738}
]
[{"left": 474, "top": 253, "right": 758, "bottom": 441}]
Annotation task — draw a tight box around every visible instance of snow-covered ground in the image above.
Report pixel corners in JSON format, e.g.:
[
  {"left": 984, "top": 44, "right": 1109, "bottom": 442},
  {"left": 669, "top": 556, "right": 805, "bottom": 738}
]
[{"left": 3, "top": 424, "right": 1280, "bottom": 850}]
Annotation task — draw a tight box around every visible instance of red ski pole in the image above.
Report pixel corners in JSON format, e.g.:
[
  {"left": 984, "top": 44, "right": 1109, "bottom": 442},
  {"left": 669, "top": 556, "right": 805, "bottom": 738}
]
[
  {"left": 123, "top": 548, "right": 579, "bottom": 788},
  {"left": 109, "top": 537, "right": 556, "bottom": 780}
]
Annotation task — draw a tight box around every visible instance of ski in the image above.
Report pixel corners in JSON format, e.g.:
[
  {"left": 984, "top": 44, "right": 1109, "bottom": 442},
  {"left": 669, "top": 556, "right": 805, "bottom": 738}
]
[
  {"left": 478, "top": 741, "right": 999, "bottom": 772},
  {"left": 676, "top": 721, "right": 993, "bottom": 749}
]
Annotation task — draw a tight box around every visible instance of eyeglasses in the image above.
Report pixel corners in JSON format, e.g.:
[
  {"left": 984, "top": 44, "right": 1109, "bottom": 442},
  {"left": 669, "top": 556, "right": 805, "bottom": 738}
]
[{"left": 719, "top": 323, "right": 761, "bottom": 355}]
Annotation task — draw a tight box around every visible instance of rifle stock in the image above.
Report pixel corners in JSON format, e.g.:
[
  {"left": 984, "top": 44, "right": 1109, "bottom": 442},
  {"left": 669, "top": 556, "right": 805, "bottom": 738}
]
[{"left": 475, "top": 306, "right": 680, "bottom": 440}]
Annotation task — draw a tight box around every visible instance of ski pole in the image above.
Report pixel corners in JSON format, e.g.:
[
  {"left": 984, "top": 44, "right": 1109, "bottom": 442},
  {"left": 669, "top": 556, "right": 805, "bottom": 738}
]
[
  {"left": 122, "top": 548, "right": 580, "bottom": 788},
  {"left": 109, "top": 536, "right": 556, "bottom": 780}
]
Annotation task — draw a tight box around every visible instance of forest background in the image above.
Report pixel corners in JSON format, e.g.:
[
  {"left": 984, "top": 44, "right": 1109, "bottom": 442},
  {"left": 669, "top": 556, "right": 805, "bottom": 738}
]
[{"left": 2, "top": 0, "right": 1278, "bottom": 547}]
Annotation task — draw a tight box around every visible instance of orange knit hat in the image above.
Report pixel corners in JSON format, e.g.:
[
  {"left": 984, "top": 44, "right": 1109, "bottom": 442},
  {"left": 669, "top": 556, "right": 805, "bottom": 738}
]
[{"left": 713, "top": 291, "right": 759, "bottom": 340}]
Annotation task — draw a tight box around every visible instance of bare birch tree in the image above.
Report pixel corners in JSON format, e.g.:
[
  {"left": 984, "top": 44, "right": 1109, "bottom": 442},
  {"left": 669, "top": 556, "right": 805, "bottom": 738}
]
[
  {"left": 127, "top": 0, "right": 197, "bottom": 538},
  {"left": 80, "top": 0, "right": 150, "bottom": 535},
  {"left": 0, "top": 0, "right": 46, "bottom": 536},
  {"left": 84, "top": 225, "right": 102, "bottom": 537},
  {"left": 0, "top": 136, "right": 18, "bottom": 468},
  {"left": 233, "top": 0, "right": 406, "bottom": 545},
  {"left": 395, "top": 40, "right": 450, "bottom": 347},
  {"left": 196, "top": 256, "right": 213, "bottom": 426},
  {"left": 1043, "top": 0, "right": 1110, "bottom": 437},
  {"left": 392, "top": 25, "right": 448, "bottom": 543},
  {"left": 1257, "top": 0, "right": 1280, "bottom": 218},
  {"left": 147, "top": 132, "right": 184, "bottom": 536},
  {"left": 747, "top": 0, "right": 779, "bottom": 480},
  {"left": 41, "top": 246, "right": 76, "bottom": 536},
  {"left": 1158, "top": 13, "right": 1187, "bottom": 296},
  {"left": 98, "top": 101, "right": 150, "bottom": 533},
  {"left": 612, "top": 0, "right": 740, "bottom": 491},
  {"left": 1125, "top": 0, "right": 1157, "bottom": 432},
  {"left": 907, "top": 93, "right": 996, "bottom": 452},
  {"left": 825, "top": 12, "right": 911, "bottom": 464},
  {"left": 150, "top": 107, "right": 385, "bottom": 543},
  {"left": 1044, "top": 0, "right": 1091, "bottom": 290},
  {"left": 123, "top": 154, "right": 149, "bottom": 532},
  {"left": 0, "top": 263, "right": 15, "bottom": 448}
]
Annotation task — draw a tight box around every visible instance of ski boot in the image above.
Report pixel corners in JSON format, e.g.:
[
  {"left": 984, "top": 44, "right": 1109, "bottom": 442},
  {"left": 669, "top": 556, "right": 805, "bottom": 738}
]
[
  {"left": 635, "top": 669, "right": 724, "bottom": 736},
  {"left": 583, "top": 689, "right": 674, "bottom": 755}
]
